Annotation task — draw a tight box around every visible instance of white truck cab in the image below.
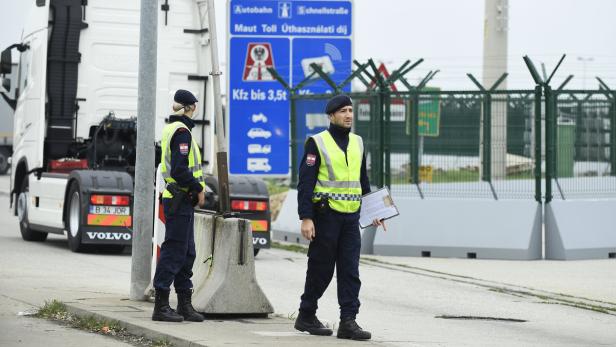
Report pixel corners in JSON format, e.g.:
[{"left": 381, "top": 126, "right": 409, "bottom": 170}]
[{"left": 0, "top": 0, "right": 272, "bottom": 253}]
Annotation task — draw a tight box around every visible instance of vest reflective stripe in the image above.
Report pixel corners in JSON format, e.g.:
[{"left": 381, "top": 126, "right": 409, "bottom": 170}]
[
  {"left": 311, "top": 130, "right": 363, "bottom": 213},
  {"left": 317, "top": 180, "right": 361, "bottom": 189},
  {"left": 160, "top": 121, "right": 205, "bottom": 198},
  {"left": 312, "top": 134, "right": 336, "bottom": 180}
]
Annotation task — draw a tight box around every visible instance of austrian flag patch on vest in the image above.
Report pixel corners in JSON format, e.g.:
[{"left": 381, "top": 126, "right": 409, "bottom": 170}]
[
  {"left": 179, "top": 143, "right": 189, "bottom": 155},
  {"left": 306, "top": 154, "right": 316, "bottom": 166}
]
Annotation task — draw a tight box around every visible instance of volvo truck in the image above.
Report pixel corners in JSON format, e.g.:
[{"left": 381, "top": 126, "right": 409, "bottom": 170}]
[{"left": 0, "top": 0, "right": 271, "bottom": 253}]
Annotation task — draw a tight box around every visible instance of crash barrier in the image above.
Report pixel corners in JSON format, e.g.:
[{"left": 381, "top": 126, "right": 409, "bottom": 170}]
[
  {"left": 545, "top": 199, "right": 616, "bottom": 260},
  {"left": 191, "top": 214, "right": 274, "bottom": 314},
  {"left": 372, "top": 197, "right": 542, "bottom": 260},
  {"left": 272, "top": 190, "right": 542, "bottom": 260},
  {"left": 150, "top": 166, "right": 273, "bottom": 314},
  {"left": 269, "top": 57, "right": 616, "bottom": 260}
]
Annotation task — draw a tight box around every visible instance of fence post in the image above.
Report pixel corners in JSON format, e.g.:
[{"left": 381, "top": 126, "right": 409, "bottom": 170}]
[
  {"left": 612, "top": 92, "right": 616, "bottom": 176},
  {"left": 534, "top": 85, "right": 543, "bottom": 202},
  {"left": 383, "top": 92, "right": 391, "bottom": 188},
  {"left": 409, "top": 92, "right": 420, "bottom": 185},
  {"left": 290, "top": 95, "right": 298, "bottom": 186},
  {"left": 483, "top": 92, "right": 493, "bottom": 182},
  {"left": 544, "top": 85, "right": 554, "bottom": 202}
]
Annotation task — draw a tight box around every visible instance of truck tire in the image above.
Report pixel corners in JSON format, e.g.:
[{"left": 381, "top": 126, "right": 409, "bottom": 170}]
[
  {"left": 0, "top": 148, "right": 9, "bottom": 175},
  {"left": 254, "top": 248, "right": 260, "bottom": 257},
  {"left": 17, "top": 178, "right": 48, "bottom": 241},
  {"left": 66, "top": 182, "right": 87, "bottom": 252}
]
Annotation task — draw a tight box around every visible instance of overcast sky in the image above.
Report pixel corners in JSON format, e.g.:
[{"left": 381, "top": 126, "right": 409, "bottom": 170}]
[{"left": 1, "top": 0, "right": 614, "bottom": 90}]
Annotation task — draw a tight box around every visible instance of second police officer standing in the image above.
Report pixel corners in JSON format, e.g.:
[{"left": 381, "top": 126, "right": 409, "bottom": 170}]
[
  {"left": 152, "top": 90, "right": 208, "bottom": 322},
  {"left": 295, "top": 95, "right": 385, "bottom": 340}
]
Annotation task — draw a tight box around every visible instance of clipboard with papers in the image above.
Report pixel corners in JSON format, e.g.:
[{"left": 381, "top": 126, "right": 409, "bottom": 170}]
[{"left": 359, "top": 187, "right": 399, "bottom": 228}]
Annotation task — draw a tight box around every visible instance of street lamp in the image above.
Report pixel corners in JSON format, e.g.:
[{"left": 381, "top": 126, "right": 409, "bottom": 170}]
[{"left": 577, "top": 56, "right": 594, "bottom": 90}]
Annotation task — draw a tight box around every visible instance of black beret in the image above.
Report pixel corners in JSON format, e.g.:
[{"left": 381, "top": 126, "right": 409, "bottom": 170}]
[
  {"left": 325, "top": 94, "right": 353, "bottom": 115},
  {"left": 174, "top": 89, "right": 198, "bottom": 105}
]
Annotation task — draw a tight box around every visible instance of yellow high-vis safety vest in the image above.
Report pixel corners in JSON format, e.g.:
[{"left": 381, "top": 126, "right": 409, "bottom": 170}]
[
  {"left": 160, "top": 121, "right": 205, "bottom": 198},
  {"left": 311, "top": 130, "right": 364, "bottom": 213}
]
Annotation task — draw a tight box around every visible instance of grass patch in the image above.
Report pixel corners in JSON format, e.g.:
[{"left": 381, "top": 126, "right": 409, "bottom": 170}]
[
  {"left": 35, "top": 300, "right": 174, "bottom": 347},
  {"left": 35, "top": 300, "right": 70, "bottom": 320},
  {"left": 271, "top": 241, "right": 308, "bottom": 254}
]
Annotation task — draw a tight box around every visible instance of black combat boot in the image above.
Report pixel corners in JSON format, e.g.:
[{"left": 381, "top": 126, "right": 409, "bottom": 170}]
[
  {"left": 176, "top": 289, "right": 204, "bottom": 322},
  {"left": 152, "top": 290, "right": 184, "bottom": 322},
  {"left": 294, "top": 312, "right": 333, "bottom": 336},
  {"left": 337, "top": 318, "right": 371, "bottom": 340}
]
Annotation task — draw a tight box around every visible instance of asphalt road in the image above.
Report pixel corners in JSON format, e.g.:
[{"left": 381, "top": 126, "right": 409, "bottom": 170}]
[{"left": 0, "top": 174, "right": 615, "bottom": 346}]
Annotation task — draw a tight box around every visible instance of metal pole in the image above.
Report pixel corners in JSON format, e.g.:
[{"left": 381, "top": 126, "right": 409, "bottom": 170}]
[
  {"left": 384, "top": 93, "right": 391, "bottom": 188},
  {"left": 207, "top": 0, "right": 230, "bottom": 213},
  {"left": 534, "top": 86, "right": 542, "bottom": 203},
  {"left": 611, "top": 92, "right": 616, "bottom": 175},
  {"left": 544, "top": 85, "right": 553, "bottom": 203},
  {"left": 290, "top": 95, "right": 298, "bottom": 187},
  {"left": 482, "top": 94, "right": 492, "bottom": 182},
  {"left": 410, "top": 93, "right": 420, "bottom": 185},
  {"left": 130, "top": 0, "right": 157, "bottom": 301}
]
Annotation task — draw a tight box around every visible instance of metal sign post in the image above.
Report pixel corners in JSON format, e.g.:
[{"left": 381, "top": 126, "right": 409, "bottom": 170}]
[
  {"left": 130, "top": 0, "right": 157, "bottom": 301},
  {"left": 207, "top": 0, "right": 230, "bottom": 213}
]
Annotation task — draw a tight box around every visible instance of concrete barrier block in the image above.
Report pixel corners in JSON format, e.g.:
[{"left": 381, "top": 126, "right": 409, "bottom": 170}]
[
  {"left": 271, "top": 189, "right": 306, "bottom": 244},
  {"left": 192, "top": 214, "right": 274, "bottom": 314},
  {"left": 372, "top": 199, "right": 542, "bottom": 260},
  {"left": 545, "top": 200, "right": 616, "bottom": 260}
]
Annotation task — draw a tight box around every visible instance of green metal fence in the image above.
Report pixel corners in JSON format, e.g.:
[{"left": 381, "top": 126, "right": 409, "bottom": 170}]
[{"left": 272, "top": 56, "right": 616, "bottom": 202}]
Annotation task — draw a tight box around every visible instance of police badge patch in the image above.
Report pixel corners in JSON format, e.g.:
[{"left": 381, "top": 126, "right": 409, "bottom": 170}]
[
  {"left": 306, "top": 154, "right": 316, "bottom": 166},
  {"left": 179, "top": 143, "right": 189, "bottom": 155}
]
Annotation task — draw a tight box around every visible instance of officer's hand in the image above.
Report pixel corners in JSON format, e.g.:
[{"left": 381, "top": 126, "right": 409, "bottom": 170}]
[
  {"left": 372, "top": 218, "right": 387, "bottom": 232},
  {"left": 301, "top": 218, "right": 315, "bottom": 241},
  {"left": 197, "top": 191, "right": 206, "bottom": 208}
]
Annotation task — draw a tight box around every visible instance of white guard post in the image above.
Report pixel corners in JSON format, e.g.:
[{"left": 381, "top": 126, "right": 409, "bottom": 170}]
[{"left": 146, "top": 165, "right": 166, "bottom": 298}]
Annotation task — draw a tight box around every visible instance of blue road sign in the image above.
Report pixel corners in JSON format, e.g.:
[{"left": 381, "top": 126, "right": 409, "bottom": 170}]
[
  {"left": 228, "top": 37, "right": 290, "bottom": 175},
  {"left": 228, "top": 0, "right": 353, "bottom": 175}
]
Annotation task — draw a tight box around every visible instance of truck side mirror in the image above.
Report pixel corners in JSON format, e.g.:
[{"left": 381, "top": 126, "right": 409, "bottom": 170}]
[
  {"left": 2, "top": 77, "right": 10, "bottom": 92},
  {"left": 0, "top": 48, "right": 11, "bottom": 74}
]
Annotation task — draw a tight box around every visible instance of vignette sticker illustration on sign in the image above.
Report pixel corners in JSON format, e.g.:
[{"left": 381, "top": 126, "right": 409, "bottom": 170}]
[{"left": 228, "top": 0, "right": 353, "bottom": 175}]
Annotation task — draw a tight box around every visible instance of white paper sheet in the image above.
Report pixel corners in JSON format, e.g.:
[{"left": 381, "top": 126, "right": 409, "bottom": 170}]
[{"left": 359, "top": 188, "right": 399, "bottom": 228}]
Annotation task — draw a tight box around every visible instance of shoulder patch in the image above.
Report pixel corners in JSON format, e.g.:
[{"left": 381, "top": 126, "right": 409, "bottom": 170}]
[
  {"left": 179, "top": 143, "right": 189, "bottom": 155},
  {"left": 306, "top": 154, "right": 316, "bottom": 166}
]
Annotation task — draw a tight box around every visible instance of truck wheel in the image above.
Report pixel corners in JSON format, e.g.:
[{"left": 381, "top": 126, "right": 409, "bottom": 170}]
[
  {"left": 253, "top": 248, "right": 260, "bottom": 257},
  {"left": 66, "top": 182, "right": 87, "bottom": 252},
  {"left": 0, "top": 148, "right": 9, "bottom": 175},
  {"left": 17, "top": 178, "right": 48, "bottom": 241}
]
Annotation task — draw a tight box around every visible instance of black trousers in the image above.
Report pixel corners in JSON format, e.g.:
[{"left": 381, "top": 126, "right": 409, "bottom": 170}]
[
  {"left": 153, "top": 198, "right": 196, "bottom": 292},
  {"left": 299, "top": 209, "right": 361, "bottom": 320}
]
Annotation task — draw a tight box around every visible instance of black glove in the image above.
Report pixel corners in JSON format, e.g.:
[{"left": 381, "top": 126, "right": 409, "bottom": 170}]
[{"left": 188, "top": 190, "right": 199, "bottom": 207}]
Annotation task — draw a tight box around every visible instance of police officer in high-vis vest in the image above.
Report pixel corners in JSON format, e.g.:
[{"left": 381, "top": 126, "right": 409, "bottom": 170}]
[
  {"left": 152, "top": 89, "right": 206, "bottom": 322},
  {"left": 295, "top": 95, "right": 385, "bottom": 340}
]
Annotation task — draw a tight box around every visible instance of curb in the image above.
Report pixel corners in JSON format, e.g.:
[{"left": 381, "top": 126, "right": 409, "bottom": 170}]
[{"left": 64, "top": 302, "right": 206, "bottom": 347}]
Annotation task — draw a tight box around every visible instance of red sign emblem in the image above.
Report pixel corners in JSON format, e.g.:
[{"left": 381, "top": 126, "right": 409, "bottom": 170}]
[
  {"left": 306, "top": 154, "right": 316, "bottom": 166},
  {"left": 179, "top": 143, "right": 189, "bottom": 155},
  {"left": 243, "top": 42, "right": 275, "bottom": 81}
]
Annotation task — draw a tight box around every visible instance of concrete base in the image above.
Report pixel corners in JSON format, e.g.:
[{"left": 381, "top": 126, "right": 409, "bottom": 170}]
[
  {"left": 373, "top": 199, "right": 542, "bottom": 260},
  {"left": 192, "top": 214, "right": 274, "bottom": 314},
  {"left": 545, "top": 200, "right": 616, "bottom": 260}
]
